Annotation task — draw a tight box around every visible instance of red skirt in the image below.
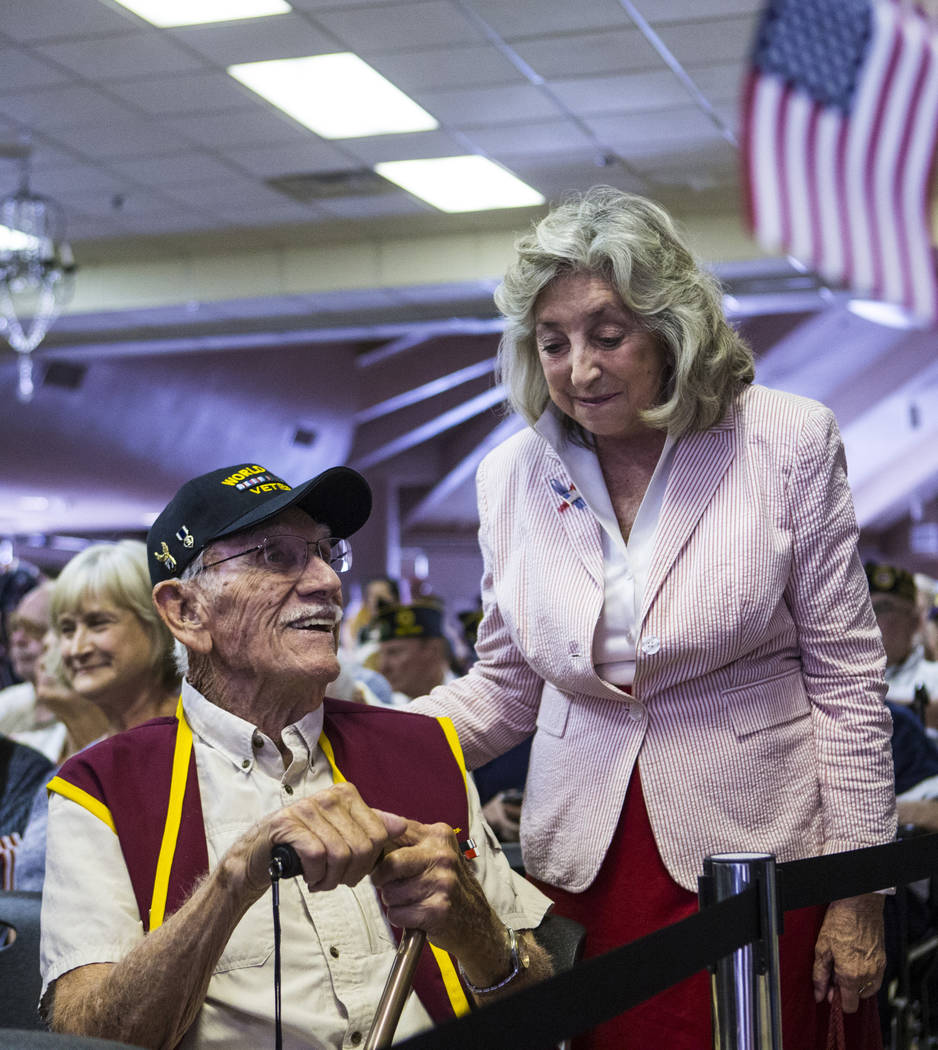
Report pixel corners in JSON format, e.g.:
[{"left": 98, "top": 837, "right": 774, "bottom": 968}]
[{"left": 527, "top": 766, "right": 881, "bottom": 1049}]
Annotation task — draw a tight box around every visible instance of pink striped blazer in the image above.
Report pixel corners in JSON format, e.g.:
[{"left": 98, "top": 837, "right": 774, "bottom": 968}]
[{"left": 411, "top": 384, "right": 896, "bottom": 892}]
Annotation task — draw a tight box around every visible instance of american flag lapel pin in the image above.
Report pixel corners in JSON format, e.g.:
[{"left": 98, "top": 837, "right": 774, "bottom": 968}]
[{"left": 550, "top": 477, "right": 587, "bottom": 513}]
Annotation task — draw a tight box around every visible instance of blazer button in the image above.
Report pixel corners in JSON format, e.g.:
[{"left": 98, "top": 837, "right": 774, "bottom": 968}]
[{"left": 640, "top": 635, "right": 660, "bottom": 655}]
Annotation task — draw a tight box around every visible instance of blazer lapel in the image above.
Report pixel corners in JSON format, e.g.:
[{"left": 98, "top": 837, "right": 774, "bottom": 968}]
[
  {"left": 640, "top": 406, "right": 737, "bottom": 622},
  {"left": 540, "top": 459, "right": 604, "bottom": 589}
]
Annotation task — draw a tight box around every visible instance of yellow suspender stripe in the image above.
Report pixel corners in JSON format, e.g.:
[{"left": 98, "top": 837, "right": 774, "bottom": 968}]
[
  {"left": 319, "top": 718, "right": 471, "bottom": 1017},
  {"left": 435, "top": 717, "right": 467, "bottom": 790},
  {"left": 430, "top": 944, "right": 471, "bottom": 1016},
  {"left": 149, "top": 696, "right": 192, "bottom": 931},
  {"left": 46, "top": 776, "right": 117, "bottom": 834},
  {"left": 430, "top": 716, "right": 471, "bottom": 1015},
  {"left": 317, "top": 730, "right": 347, "bottom": 783}
]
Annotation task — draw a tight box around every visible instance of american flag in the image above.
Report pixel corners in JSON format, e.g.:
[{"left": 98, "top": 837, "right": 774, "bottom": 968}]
[{"left": 742, "top": 0, "right": 938, "bottom": 322}]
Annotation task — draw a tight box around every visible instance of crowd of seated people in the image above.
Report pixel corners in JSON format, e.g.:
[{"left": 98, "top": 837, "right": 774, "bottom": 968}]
[{"left": 11, "top": 523, "right": 938, "bottom": 1042}]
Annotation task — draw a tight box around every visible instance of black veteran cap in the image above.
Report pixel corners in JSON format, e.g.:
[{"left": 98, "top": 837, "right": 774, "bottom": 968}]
[
  {"left": 865, "top": 561, "right": 917, "bottom": 604},
  {"left": 369, "top": 601, "right": 445, "bottom": 642},
  {"left": 147, "top": 462, "right": 372, "bottom": 586}
]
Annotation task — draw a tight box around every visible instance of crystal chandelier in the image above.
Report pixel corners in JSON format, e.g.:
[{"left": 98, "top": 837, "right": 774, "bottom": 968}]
[{"left": 0, "top": 150, "right": 76, "bottom": 402}]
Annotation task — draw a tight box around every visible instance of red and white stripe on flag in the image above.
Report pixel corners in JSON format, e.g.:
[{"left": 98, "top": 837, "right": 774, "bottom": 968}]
[{"left": 743, "top": 0, "right": 938, "bottom": 322}]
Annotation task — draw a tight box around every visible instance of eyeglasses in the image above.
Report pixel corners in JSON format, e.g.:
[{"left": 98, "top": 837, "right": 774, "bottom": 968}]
[{"left": 201, "top": 535, "right": 352, "bottom": 576}]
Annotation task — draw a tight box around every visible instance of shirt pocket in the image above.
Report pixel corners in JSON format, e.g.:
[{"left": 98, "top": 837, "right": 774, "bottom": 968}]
[
  {"left": 214, "top": 896, "right": 273, "bottom": 972},
  {"left": 535, "top": 680, "right": 571, "bottom": 738},
  {"left": 722, "top": 667, "right": 811, "bottom": 740}
]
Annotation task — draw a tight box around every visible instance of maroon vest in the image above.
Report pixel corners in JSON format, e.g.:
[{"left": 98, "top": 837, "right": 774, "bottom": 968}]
[{"left": 52, "top": 697, "right": 473, "bottom": 1024}]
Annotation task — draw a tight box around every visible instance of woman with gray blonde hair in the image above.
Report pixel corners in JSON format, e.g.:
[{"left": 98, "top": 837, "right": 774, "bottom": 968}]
[
  {"left": 51, "top": 540, "right": 179, "bottom": 733},
  {"left": 14, "top": 540, "right": 179, "bottom": 893},
  {"left": 412, "top": 187, "right": 894, "bottom": 1047}
]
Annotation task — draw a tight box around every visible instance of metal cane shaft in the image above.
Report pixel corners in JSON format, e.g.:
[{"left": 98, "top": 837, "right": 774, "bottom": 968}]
[{"left": 364, "top": 928, "right": 426, "bottom": 1050}]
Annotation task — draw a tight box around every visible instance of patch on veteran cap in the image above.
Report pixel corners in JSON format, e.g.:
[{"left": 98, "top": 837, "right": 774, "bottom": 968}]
[
  {"left": 146, "top": 462, "right": 371, "bottom": 586},
  {"left": 865, "top": 561, "right": 917, "bottom": 604},
  {"left": 369, "top": 601, "right": 445, "bottom": 642}
]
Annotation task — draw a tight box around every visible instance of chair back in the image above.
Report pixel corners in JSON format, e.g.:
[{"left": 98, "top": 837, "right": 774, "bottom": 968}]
[
  {"left": 0, "top": 890, "right": 43, "bottom": 1030},
  {"left": 535, "top": 912, "right": 587, "bottom": 974}
]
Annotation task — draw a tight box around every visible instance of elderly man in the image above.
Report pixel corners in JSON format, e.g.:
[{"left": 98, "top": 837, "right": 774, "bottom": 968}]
[
  {"left": 371, "top": 601, "right": 456, "bottom": 703},
  {"left": 0, "top": 580, "right": 53, "bottom": 733},
  {"left": 40, "top": 462, "right": 552, "bottom": 1050},
  {"left": 866, "top": 561, "right": 938, "bottom": 707}
]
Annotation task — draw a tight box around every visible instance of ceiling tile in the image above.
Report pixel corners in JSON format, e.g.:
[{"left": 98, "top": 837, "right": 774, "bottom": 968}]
[
  {"left": 166, "top": 13, "right": 336, "bottom": 65},
  {"left": 160, "top": 175, "right": 267, "bottom": 208},
  {"left": 43, "top": 117, "right": 186, "bottom": 160},
  {"left": 337, "top": 129, "right": 468, "bottom": 166},
  {"left": 368, "top": 44, "right": 524, "bottom": 92},
  {"left": 511, "top": 26, "right": 658, "bottom": 78},
  {"left": 469, "top": 0, "right": 631, "bottom": 38},
  {"left": 648, "top": 0, "right": 764, "bottom": 23},
  {"left": 218, "top": 139, "right": 357, "bottom": 177},
  {"left": 288, "top": 0, "right": 409, "bottom": 9},
  {"left": 29, "top": 164, "right": 133, "bottom": 198},
  {"left": 656, "top": 14, "right": 760, "bottom": 67},
  {"left": 0, "top": 84, "right": 141, "bottom": 129},
  {"left": 105, "top": 71, "right": 255, "bottom": 116},
  {"left": 20, "top": 138, "right": 90, "bottom": 172},
  {"left": 415, "top": 83, "right": 562, "bottom": 127},
  {"left": 61, "top": 187, "right": 190, "bottom": 219},
  {"left": 585, "top": 105, "right": 734, "bottom": 156},
  {"left": 166, "top": 108, "right": 316, "bottom": 149},
  {"left": 211, "top": 199, "right": 324, "bottom": 226},
  {"left": 459, "top": 119, "right": 593, "bottom": 157},
  {"left": 110, "top": 151, "right": 244, "bottom": 186},
  {"left": 116, "top": 209, "right": 232, "bottom": 235},
  {"left": 0, "top": 46, "right": 76, "bottom": 90},
  {"left": 509, "top": 153, "right": 650, "bottom": 199},
  {"left": 315, "top": 191, "right": 430, "bottom": 219},
  {"left": 35, "top": 31, "right": 207, "bottom": 80},
  {"left": 549, "top": 68, "right": 737, "bottom": 117},
  {"left": 0, "top": 0, "right": 137, "bottom": 43},
  {"left": 315, "top": 1, "right": 486, "bottom": 52}
]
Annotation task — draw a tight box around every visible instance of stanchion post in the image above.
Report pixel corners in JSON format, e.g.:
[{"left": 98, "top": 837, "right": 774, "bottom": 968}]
[{"left": 700, "top": 853, "right": 782, "bottom": 1050}]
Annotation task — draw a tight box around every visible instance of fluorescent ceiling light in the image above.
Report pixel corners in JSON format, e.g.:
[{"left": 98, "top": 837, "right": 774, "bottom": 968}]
[
  {"left": 228, "top": 53, "right": 437, "bottom": 139},
  {"left": 110, "top": 0, "right": 290, "bottom": 27},
  {"left": 375, "top": 156, "right": 545, "bottom": 213}
]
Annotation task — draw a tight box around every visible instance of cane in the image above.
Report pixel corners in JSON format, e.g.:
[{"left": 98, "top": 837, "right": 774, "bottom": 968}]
[
  {"left": 364, "top": 927, "right": 427, "bottom": 1050},
  {"left": 270, "top": 844, "right": 426, "bottom": 1050}
]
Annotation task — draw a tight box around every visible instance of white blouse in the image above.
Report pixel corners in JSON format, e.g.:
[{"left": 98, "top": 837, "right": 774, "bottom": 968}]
[{"left": 535, "top": 409, "right": 677, "bottom": 687}]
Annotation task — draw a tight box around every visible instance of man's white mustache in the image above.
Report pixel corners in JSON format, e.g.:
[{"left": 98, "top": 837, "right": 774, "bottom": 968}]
[{"left": 280, "top": 605, "right": 343, "bottom": 628}]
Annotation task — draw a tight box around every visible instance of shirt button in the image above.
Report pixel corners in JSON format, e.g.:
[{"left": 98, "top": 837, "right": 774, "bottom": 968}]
[
  {"left": 349, "top": 1033, "right": 362, "bottom": 1046},
  {"left": 252, "top": 733, "right": 264, "bottom": 749},
  {"left": 329, "top": 945, "right": 339, "bottom": 958},
  {"left": 241, "top": 759, "right": 251, "bottom": 769},
  {"left": 640, "top": 635, "right": 660, "bottom": 655},
  {"left": 284, "top": 783, "right": 294, "bottom": 795},
  {"left": 629, "top": 703, "right": 643, "bottom": 722}
]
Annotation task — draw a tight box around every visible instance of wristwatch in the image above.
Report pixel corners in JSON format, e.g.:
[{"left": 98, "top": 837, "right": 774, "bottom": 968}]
[{"left": 459, "top": 926, "right": 530, "bottom": 994}]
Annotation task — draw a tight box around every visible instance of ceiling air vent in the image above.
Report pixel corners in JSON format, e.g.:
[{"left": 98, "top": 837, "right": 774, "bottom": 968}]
[
  {"left": 42, "top": 361, "right": 87, "bottom": 390},
  {"left": 267, "top": 170, "right": 388, "bottom": 202}
]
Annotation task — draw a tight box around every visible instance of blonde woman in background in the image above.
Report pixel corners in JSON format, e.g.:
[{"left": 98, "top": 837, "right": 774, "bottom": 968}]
[{"left": 15, "top": 540, "right": 179, "bottom": 891}]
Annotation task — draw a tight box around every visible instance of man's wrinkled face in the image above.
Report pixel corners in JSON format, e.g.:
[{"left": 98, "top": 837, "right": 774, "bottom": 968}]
[
  {"left": 197, "top": 508, "right": 345, "bottom": 690},
  {"left": 8, "top": 584, "right": 51, "bottom": 684},
  {"left": 871, "top": 593, "right": 919, "bottom": 668},
  {"left": 378, "top": 636, "right": 446, "bottom": 699}
]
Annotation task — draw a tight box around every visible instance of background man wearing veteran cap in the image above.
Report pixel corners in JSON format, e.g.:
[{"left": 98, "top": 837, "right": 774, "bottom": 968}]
[
  {"left": 39, "top": 462, "right": 552, "bottom": 1050},
  {"left": 866, "top": 561, "right": 938, "bottom": 711},
  {"left": 371, "top": 600, "right": 457, "bottom": 703}
]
